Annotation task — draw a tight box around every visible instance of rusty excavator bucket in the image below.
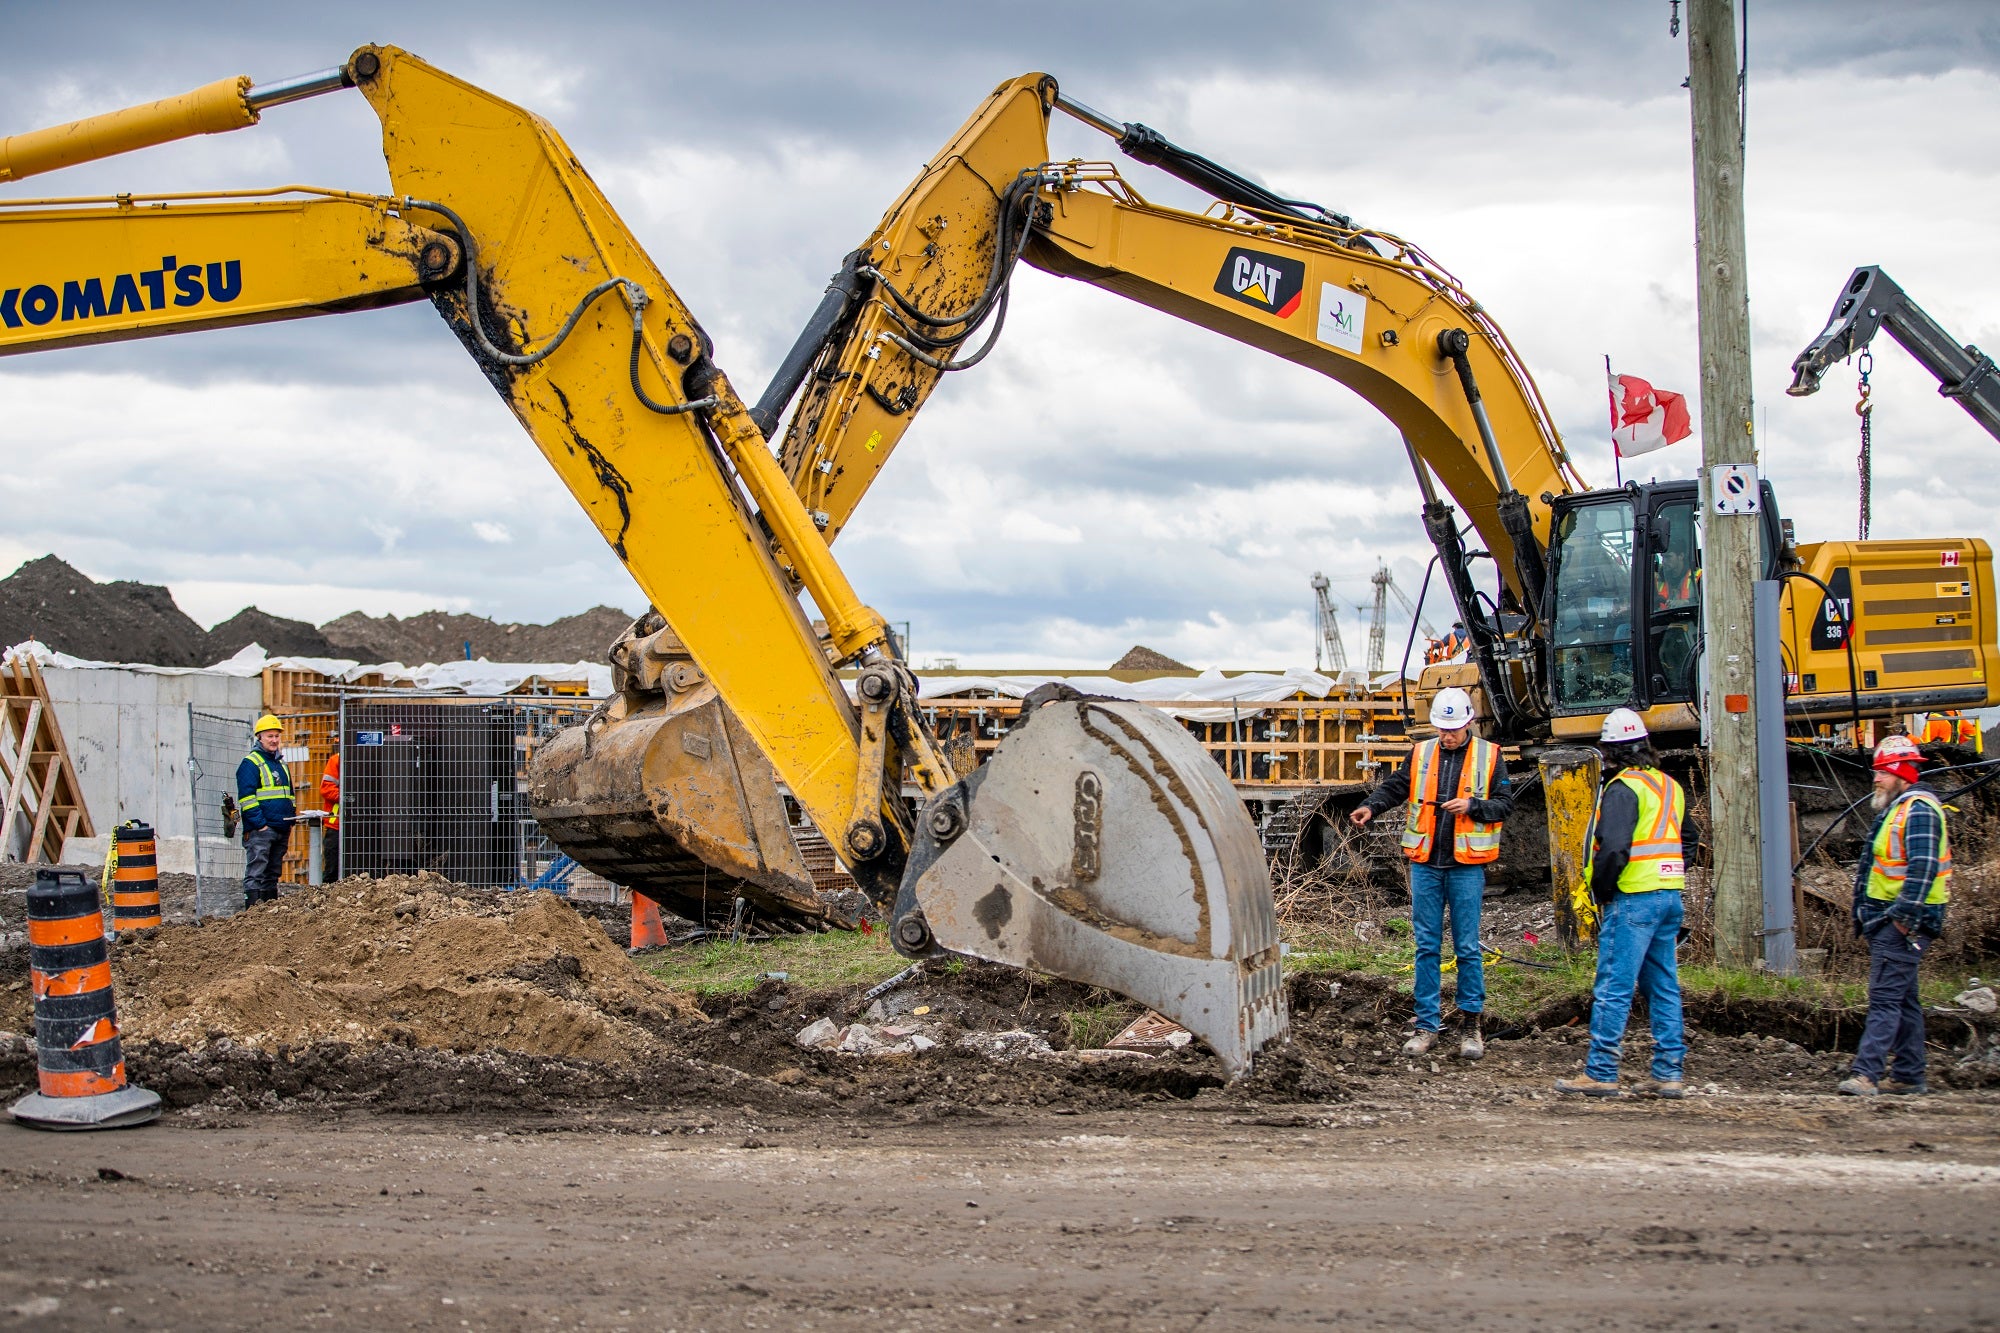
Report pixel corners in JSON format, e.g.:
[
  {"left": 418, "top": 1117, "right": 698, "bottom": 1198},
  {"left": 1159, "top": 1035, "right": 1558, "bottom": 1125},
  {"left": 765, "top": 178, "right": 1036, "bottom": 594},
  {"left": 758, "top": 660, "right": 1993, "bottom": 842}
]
[
  {"left": 525, "top": 617, "right": 868, "bottom": 930},
  {"left": 894, "top": 698, "right": 1289, "bottom": 1077}
]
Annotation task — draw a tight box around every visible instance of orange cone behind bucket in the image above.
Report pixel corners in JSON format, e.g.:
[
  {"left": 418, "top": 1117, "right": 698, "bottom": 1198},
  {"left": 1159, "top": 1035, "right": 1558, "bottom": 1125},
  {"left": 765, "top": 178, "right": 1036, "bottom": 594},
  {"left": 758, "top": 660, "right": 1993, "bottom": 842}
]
[{"left": 630, "top": 891, "right": 669, "bottom": 949}]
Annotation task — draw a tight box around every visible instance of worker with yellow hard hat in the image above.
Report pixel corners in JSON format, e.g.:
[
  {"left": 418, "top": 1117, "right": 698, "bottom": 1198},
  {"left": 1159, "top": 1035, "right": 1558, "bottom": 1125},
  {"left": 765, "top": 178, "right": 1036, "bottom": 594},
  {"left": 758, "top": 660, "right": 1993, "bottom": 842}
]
[{"left": 236, "top": 713, "right": 296, "bottom": 909}]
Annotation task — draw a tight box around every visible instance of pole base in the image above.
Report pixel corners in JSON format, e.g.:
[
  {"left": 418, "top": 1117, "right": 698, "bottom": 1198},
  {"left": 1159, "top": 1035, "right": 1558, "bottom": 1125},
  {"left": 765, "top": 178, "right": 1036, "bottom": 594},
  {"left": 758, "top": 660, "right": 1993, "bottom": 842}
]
[{"left": 9, "top": 1085, "right": 162, "bottom": 1131}]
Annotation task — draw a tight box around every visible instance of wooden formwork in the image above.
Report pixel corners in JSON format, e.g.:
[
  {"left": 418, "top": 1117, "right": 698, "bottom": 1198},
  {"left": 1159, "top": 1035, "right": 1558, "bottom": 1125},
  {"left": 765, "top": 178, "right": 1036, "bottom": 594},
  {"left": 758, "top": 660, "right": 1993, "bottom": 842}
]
[
  {"left": 0, "top": 654, "right": 94, "bottom": 862},
  {"left": 918, "top": 691, "right": 1419, "bottom": 792}
]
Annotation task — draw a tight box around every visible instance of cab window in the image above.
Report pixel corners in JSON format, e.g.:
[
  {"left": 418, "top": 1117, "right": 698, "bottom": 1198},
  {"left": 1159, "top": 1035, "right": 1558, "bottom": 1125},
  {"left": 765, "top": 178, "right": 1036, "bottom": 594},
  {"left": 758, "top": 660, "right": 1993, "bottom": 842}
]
[{"left": 1550, "top": 498, "right": 1636, "bottom": 711}]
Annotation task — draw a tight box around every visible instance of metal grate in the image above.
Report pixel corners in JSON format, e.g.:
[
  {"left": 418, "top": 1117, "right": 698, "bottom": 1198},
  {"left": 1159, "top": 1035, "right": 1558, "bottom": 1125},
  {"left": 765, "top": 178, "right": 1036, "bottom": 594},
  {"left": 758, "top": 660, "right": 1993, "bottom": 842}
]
[
  {"left": 335, "top": 694, "right": 596, "bottom": 891},
  {"left": 187, "top": 705, "right": 254, "bottom": 919}
]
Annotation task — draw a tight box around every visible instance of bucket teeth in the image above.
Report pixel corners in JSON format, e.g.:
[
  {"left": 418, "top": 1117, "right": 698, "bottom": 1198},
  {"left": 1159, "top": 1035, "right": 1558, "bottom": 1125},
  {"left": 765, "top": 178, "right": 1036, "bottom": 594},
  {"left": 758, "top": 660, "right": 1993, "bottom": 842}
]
[{"left": 896, "top": 700, "right": 1288, "bottom": 1077}]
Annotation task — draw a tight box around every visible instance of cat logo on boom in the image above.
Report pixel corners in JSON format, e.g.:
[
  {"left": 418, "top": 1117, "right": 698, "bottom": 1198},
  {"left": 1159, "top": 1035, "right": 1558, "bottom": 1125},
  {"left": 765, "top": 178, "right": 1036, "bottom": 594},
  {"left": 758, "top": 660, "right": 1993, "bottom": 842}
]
[{"left": 1213, "top": 247, "right": 1305, "bottom": 319}]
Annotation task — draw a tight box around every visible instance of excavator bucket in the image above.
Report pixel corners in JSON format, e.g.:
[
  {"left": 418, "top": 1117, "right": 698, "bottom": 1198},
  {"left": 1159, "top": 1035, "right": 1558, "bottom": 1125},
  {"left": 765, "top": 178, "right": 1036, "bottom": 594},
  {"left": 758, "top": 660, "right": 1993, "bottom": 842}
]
[
  {"left": 894, "top": 699, "right": 1288, "bottom": 1077},
  {"left": 526, "top": 683, "right": 867, "bottom": 930}
]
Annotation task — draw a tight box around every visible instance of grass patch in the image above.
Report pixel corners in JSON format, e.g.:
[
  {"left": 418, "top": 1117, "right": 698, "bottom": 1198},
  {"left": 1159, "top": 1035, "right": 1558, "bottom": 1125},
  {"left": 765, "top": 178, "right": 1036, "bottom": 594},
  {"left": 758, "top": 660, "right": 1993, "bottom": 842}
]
[
  {"left": 636, "top": 928, "right": 908, "bottom": 996},
  {"left": 1062, "top": 997, "right": 1142, "bottom": 1050},
  {"left": 1286, "top": 930, "right": 1994, "bottom": 1022}
]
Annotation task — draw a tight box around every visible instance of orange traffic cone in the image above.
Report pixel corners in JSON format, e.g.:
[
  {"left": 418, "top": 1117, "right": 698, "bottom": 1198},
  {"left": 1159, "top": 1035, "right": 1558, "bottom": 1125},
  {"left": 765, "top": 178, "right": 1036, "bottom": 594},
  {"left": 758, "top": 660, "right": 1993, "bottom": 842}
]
[
  {"left": 112, "top": 821, "right": 162, "bottom": 933},
  {"left": 629, "top": 891, "right": 669, "bottom": 950},
  {"left": 11, "top": 870, "right": 160, "bottom": 1130}
]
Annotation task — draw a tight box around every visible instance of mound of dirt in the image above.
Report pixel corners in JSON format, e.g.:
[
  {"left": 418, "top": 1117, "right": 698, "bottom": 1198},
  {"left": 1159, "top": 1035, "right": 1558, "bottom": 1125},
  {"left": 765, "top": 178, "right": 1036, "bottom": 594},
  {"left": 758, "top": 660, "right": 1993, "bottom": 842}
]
[
  {"left": 320, "top": 606, "right": 631, "bottom": 665},
  {"left": 0, "top": 874, "right": 704, "bottom": 1065},
  {"left": 1109, "top": 644, "right": 1193, "bottom": 673},
  {"left": 0, "top": 555, "right": 212, "bottom": 666},
  {"left": 205, "top": 606, "right": 338, "bottom": 659}
]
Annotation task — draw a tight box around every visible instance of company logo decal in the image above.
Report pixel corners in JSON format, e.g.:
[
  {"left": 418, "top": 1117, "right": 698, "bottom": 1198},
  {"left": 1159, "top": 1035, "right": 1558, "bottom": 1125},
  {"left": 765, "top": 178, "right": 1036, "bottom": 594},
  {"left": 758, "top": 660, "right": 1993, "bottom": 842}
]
[
  {"left": 2, "top": 255, "right": 243, "bottom": 329},
  {"left": 1213, "top": 247, "right": 1305, "bottom": 319}
]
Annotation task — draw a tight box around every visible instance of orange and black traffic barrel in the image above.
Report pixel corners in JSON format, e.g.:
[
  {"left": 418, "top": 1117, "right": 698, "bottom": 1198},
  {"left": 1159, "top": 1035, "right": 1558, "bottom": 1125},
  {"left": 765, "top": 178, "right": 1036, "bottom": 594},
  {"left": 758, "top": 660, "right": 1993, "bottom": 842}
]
[
  {"left": 112, "top": 821, "right": 162, "bottom": 932},
  {"left": 8, "top": 869, "right": 160, "bottom": 1130}
]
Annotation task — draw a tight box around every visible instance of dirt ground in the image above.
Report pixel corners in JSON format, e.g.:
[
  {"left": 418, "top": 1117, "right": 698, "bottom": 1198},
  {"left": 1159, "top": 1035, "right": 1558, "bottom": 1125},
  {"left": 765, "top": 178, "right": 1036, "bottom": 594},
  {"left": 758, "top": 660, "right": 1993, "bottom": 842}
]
[
  {"left": 2, "top": 1091, "right": 1997, "bottom": 1330},
  {"left": 2, "top": 878, "right": 1999, "bottom": 1328}
]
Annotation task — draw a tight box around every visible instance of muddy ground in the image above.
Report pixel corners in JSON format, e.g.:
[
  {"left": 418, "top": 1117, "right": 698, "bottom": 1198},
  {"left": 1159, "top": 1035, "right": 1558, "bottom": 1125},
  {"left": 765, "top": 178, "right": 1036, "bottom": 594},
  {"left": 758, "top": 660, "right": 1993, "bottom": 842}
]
[
  {"left": 3, "top": 1087, "right": 1998, "bottom": 1329},
  {"left": 2, "top": 879, "right": 1998, "bottom": 1328}
]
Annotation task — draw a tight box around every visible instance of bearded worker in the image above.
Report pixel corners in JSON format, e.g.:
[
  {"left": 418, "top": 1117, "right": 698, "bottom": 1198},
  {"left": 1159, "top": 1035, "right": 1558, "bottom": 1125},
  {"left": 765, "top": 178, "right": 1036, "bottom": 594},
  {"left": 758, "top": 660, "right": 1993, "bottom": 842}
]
[{"left": 1839, "top": 734, "right": 1951, "bottom": 1097}]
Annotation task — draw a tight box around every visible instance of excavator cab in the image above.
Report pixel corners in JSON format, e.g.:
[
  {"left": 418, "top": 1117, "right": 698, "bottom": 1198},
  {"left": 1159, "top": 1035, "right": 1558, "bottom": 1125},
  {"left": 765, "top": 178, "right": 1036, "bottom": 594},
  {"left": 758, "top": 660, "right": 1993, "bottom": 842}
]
[{"left": 1545, "top": 480, "right": 1782, "bottom": 719}]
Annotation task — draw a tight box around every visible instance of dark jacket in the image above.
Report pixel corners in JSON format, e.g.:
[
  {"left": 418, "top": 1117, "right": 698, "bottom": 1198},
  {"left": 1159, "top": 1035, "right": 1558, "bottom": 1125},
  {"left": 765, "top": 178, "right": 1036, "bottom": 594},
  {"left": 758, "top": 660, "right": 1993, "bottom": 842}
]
[
  {"left": 1588, "top": 768, "right": 1693, "bottom": 904},
  {"left": 236, "top": 748, "right": 296, "bottom": 833},
  {"left": 1852, "top": 783, "right": 1949, "bottom": 940},
  {"left": 1361, "top": 738, "right": 1514, "bottom": 866}
]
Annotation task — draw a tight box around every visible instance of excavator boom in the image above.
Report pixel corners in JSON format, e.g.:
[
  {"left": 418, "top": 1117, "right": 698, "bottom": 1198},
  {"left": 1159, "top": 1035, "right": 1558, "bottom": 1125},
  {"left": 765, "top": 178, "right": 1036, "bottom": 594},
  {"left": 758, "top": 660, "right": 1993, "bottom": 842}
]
[
  {"left": 0, "top": 48, "right": 1289, "bottom": 1075},
  {"left": 1788, "top": 265, "right": 2000, "bottom": 444}
]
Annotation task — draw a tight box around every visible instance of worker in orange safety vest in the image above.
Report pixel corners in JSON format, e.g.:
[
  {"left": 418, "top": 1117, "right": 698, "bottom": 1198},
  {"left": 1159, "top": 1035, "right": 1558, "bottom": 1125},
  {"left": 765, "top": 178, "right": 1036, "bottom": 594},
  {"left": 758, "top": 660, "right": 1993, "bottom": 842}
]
[
  {"left": 319, "top": 748, "right": 341, "bottom": 884},
  {"left": 1351, "top": 687, "right": 1513, "bottom": 1061}
]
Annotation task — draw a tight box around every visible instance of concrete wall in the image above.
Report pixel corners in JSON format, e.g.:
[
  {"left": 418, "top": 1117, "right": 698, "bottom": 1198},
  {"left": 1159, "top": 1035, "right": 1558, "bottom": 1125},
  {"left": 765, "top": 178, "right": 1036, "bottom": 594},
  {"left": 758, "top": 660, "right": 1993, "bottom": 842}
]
[{"left": 35, "top": 666, "right": 260, "bottom": 872}]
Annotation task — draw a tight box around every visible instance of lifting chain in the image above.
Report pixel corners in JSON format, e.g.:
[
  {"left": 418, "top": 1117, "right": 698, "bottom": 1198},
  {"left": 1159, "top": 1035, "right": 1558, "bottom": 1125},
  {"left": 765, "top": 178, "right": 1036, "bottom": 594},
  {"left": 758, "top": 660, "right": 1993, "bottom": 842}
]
[
  {"left": 1669, "top": 0, "right": 1681, "bottom": 36},
  {"left": 1855, "top": 349, "right": 1874, "bottom": 540}
]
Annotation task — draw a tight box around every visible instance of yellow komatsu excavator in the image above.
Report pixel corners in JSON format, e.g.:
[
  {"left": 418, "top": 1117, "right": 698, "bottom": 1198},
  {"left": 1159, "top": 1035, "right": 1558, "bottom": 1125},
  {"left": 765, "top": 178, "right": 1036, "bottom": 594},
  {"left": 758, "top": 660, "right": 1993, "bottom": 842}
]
[{"left": 0, "top": 49, "right": 1285, "bottom": 1075}]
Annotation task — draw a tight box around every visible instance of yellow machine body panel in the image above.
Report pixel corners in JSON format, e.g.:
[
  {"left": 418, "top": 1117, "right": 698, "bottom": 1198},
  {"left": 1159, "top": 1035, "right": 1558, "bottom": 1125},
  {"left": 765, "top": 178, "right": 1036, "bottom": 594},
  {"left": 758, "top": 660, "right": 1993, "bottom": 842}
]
[{"left": 1783, "top": 537, "right": 1999, "bottom": 719}]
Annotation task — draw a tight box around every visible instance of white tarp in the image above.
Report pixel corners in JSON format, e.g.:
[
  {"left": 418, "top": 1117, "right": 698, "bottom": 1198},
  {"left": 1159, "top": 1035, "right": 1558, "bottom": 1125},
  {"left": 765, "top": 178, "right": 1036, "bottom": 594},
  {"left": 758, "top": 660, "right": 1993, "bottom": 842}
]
[
  {"left": 911, "top": 665, "right": 1407, "bottom": 723},
  {"left": 4, "top": 640, "right": 612, "bottom": 698}
]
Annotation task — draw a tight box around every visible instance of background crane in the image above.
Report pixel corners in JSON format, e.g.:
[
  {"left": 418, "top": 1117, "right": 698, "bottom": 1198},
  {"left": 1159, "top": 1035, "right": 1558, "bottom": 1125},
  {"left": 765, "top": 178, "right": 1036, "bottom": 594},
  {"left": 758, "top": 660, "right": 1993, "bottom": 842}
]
[
  {"left": 1310, "top": 572, "right": 1348, "bottom": 672},
  {"left": 1362, "top": 561, "right": 1437, "bottom": 673}
]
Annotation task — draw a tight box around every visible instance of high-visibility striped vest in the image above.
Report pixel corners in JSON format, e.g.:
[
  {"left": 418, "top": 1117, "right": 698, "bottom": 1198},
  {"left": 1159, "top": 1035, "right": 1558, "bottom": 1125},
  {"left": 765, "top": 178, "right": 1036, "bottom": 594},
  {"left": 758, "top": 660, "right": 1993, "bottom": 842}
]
[
  {"left": 1865, "top": 788, "right": 1952, "bottom": 905},
  {"left": 241, "top": 751, "right": 293, "bottom": 821},
  {"left": 1399, "top": 736, "right": 1504, "bottom": 865},
  {"left": 320, "top": 751, "right": 341, "bottom": 831},
  {"left": 1585, "top": 767, "right": 1686, "bottom": 894}
]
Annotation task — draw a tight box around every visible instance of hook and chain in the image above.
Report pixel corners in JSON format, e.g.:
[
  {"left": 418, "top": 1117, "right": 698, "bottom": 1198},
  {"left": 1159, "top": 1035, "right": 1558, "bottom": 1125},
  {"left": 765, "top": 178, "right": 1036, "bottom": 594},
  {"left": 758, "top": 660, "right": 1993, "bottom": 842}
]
[{"left": 1855, "top": 349, "right": 1874, "bottom": 540}]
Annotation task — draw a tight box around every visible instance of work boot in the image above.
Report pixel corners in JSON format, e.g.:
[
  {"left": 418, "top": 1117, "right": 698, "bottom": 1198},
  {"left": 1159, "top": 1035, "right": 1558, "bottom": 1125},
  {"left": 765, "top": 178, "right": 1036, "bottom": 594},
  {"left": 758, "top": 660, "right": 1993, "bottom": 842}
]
[
  {"left": 1880, "top": 1076, "right": 1930, "bottom": 1096},
  {"left": 1837, "top": 1074, "right": 1880, "bottom": 1097},
  {"left": 1635, "top": 1078, "right": 1685, "bottom": 1099},
  {"left": 1553, "top": 1075, "right": 1623, "bottom": 1098},
  {"left": 1458, "top": 1016, "right": 1485, "bottom": 1062},
  {"left": 1401, "top": 1029, "right": 1439, "bottom": 1056}
]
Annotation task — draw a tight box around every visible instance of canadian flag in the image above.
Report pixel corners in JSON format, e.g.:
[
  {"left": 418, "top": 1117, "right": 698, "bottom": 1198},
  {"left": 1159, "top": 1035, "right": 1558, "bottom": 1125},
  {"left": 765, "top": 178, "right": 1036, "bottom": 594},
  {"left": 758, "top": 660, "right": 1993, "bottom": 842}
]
[{"left": 1607, "top": 369, "right": 1694, "bottom": 458}]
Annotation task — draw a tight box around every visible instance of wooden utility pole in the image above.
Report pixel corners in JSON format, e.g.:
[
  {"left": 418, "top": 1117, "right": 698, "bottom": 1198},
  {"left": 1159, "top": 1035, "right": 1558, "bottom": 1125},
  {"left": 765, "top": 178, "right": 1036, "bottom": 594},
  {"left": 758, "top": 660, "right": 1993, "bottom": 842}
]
[{"left": 1688, "top": 0, "right": 1763, "bottom": 967}]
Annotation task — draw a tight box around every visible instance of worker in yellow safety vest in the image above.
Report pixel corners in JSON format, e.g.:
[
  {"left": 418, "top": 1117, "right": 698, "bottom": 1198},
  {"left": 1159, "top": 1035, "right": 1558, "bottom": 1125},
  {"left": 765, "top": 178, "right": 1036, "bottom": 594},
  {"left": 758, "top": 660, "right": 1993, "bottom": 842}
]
[
  {"left": 1352, "top": 687, "right": 1513, "bottom": 1061},
  {"left": 1839, "top": 734, "right": 1952, "bottom": 1096},
  {"left": 235, "top": 714, "right": 296, "bottom": 908},
  {"left": 1556, "top": 708, "right": 1690, "bottom": 1100}
]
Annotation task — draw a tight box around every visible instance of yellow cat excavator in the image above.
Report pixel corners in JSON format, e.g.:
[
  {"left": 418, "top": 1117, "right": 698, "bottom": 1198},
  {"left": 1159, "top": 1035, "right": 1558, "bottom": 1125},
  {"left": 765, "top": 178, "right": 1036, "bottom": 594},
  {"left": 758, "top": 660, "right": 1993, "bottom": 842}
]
[
  {"left": 750, "top": 73, "right": 1999, "bottom": 756},
  {"left": 0, "top": 49, "right": 1284, "bottom": 1074}
]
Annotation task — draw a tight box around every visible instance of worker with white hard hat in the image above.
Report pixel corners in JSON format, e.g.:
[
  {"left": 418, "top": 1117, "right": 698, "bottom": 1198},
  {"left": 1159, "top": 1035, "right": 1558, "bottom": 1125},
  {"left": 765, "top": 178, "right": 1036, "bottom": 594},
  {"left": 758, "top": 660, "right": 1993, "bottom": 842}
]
[
  {"left": 1352, "top": 686, "right": 1514, "bottom": 1060},
  {"left": 1838, "top": 733, "right": 1952, "bottom": 1097},
  {"left": 236, "top": 713, "right": 297, "bottom": 909},
  {"left": 1556, "top": 707, "right": 1690, "bottom": 1100}
]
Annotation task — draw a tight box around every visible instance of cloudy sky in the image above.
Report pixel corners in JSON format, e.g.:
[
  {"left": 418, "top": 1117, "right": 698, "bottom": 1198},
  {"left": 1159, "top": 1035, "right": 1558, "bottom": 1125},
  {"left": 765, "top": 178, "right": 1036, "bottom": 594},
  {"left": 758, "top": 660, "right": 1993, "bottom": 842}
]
[{"left": 3, "top": 1, "right": 1996, "bottom": 670}]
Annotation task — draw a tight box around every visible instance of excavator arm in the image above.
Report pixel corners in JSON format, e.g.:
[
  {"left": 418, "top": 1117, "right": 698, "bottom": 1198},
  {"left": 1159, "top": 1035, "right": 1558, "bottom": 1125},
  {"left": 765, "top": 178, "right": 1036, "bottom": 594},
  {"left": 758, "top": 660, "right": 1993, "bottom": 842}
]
[
  {"left": 0, "top": 47, "right": 1287, "bottom": 1075},
  {"left": 1788, "top": 265, "right": 2000, "bottom": 443},
  {"left": 761, "top": 73, "right": 1586, "bottom": 737}
]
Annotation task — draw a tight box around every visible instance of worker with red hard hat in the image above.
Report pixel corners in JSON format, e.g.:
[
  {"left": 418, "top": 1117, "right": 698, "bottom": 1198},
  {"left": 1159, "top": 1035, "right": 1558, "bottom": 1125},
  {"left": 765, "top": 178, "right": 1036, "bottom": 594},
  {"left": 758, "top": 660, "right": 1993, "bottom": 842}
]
[
  {"left": 1839, "top": 734, "right": 1952, "bottom": 1096},
  {"left": 1352, "top": 686, "right": 1515, "bottom": 1061},
  {"left": 1556, "top": 707, "right": 1690, "bottom": 1100}
]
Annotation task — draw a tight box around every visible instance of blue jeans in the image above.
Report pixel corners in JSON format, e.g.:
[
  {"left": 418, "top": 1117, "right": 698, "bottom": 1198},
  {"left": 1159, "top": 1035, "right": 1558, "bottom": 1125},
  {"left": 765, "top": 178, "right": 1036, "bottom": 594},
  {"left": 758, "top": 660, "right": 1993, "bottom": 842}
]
[
  {"left": 1853, "top": 923, "right": 1928, "bottom": 1082},
  {"left": 1586, "top": 890, "right": 1685, "bottom": 1082},
  {"left": 1409, "top": 862, "right": 1486, "bottom": 1032}
]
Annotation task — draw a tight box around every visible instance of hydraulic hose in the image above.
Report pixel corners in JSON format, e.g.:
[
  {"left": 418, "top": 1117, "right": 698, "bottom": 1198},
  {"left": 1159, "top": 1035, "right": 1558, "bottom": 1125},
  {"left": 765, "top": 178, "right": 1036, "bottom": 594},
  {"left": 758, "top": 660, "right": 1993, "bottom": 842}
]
[{"left": 405, "top": 198, "right": 715, "bottom": 416}]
